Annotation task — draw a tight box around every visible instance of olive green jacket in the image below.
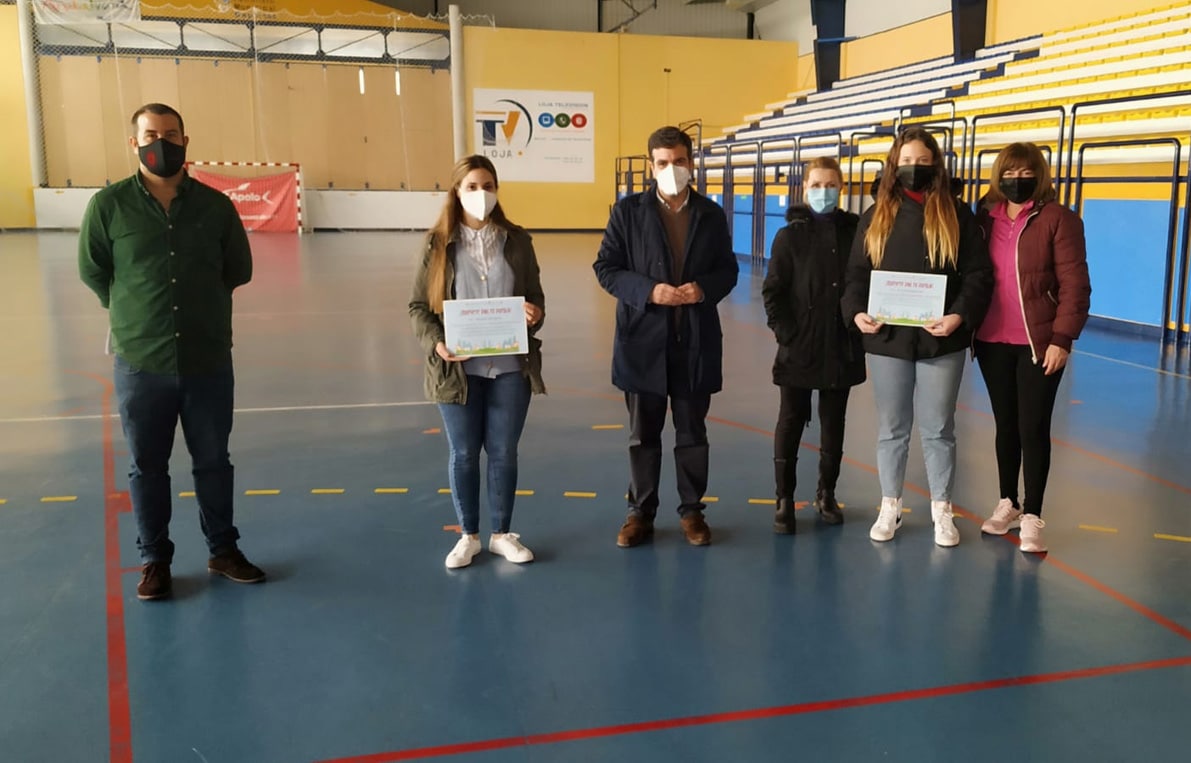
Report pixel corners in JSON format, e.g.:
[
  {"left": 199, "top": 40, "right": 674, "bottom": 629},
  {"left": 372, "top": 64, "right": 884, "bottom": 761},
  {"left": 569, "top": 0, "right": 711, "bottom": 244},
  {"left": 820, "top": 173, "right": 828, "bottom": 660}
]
[{"left": 409, "top": 225, "right": 546, "bottom": 404}]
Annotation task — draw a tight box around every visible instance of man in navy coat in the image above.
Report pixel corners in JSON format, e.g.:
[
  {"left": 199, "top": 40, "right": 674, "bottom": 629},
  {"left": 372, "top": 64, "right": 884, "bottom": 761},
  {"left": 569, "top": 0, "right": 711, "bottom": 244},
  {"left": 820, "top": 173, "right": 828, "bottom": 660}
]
[{"left": 594, "top": 126, "right": 739, "bottom": 547}]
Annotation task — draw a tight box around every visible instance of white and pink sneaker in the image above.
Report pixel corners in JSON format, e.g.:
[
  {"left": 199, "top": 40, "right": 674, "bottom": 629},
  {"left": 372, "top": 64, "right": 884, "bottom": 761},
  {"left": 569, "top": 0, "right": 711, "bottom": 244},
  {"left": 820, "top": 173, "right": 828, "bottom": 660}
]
[
  {"left": 1019, "top": 514, "right": 1048, "bottom": 553},
  {"left": 981, "top": 498, "right": 1023, "bottom": 535}
]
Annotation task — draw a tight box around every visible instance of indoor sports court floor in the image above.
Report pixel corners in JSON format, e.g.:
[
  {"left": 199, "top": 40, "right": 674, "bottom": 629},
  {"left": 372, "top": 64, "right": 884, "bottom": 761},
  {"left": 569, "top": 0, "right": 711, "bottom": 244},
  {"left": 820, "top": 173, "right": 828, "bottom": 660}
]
[{"left": 1, "top": 229, "right": 1189, "bottom": 762}]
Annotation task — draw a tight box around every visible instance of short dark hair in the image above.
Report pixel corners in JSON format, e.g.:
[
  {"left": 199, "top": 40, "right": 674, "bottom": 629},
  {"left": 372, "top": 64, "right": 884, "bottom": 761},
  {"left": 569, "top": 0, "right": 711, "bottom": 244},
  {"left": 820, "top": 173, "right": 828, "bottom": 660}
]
[
  {"left": 647, "top": 126, "right": 693, "bottom": 161},
  {"left": 130, "top": 103, "right": 185, "bottom": 136}
]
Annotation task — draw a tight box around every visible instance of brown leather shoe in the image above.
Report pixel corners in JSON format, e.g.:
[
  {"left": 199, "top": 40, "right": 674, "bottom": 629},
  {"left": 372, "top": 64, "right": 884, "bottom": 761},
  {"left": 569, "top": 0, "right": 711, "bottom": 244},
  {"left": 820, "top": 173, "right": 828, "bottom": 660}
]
[
  {"left": 136, "top": 562, "right": 172, "bottom": 601},
  {"left": 617, "top": 514, "right": 654, "bottom": 548},
  {"left": 208, "top": 549, "right": 266, "bottom": 583},
  {"left": 680, "top": 511, "right": 712, "bottom": 546}
]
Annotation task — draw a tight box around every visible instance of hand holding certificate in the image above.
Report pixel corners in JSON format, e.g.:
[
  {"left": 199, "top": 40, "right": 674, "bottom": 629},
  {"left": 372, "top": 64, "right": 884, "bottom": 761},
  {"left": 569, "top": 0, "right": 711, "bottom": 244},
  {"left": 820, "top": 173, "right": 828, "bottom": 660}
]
[
  {"left": 867, "top": 271, "right": 947, "bottom": 327},
  {"left": 443, "top": 297, "right": 529, "bottom": 357}
]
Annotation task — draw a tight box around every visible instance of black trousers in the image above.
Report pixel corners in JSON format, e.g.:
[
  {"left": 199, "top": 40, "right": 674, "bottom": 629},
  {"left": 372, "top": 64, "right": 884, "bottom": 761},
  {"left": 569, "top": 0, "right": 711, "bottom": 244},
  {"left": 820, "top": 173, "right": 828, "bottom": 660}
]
[
  {"left": 974, "top": 340, "right": 1065, "bottom": 516},
  {"left": 773, "top": 386, "right": 850, "bottom": 498},
  {"left": 625, "top": 340, "right": 711, "bottom": 519}
]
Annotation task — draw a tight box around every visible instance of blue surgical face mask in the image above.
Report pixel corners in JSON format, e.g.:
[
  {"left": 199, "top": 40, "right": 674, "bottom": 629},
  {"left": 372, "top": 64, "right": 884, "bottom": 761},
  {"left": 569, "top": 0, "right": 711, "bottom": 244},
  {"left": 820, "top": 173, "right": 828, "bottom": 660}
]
[{"left": 806, "top": 187, "right": 840, "bottom": 214}]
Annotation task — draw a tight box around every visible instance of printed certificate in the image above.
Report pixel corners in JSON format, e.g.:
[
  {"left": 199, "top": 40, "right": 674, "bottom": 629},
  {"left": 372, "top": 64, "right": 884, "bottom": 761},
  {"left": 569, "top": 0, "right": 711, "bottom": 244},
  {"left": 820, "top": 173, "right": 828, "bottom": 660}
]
[
  {"left": 868, "top": 271, "right": 947, "bottom": 326},
  {"left": 443, "top": 297, "right": 528, "bottom": 356}
]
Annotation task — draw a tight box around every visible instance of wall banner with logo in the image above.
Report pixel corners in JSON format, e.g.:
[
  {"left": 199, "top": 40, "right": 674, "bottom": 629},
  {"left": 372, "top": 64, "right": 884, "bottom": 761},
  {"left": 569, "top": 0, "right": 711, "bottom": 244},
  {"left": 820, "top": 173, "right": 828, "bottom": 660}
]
[
  {"left": 190, "top": 168, "right": 299, "bottom": 233},
  {"left": 473, "top": 89, "right": 594, "bottom": 183}
]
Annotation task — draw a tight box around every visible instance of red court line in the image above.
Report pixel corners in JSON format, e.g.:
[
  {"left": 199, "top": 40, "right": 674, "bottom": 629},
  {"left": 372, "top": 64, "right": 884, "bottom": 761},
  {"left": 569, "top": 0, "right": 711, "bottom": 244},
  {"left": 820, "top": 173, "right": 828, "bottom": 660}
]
[
  {"left": 706, "top": 413, "right": 1191, "bottom": 645},
  {"left": 316, "top": 654, "right": 1191, "bottom": 763},
  {"left": 559, "top": 389, "right": 1191, "bottom": 497},
  {"left": 957, "top": 403, "right": 1191, "bottom": 496},
  {"left": 83, "top": 372, "right": 133, "bottom": 763}
]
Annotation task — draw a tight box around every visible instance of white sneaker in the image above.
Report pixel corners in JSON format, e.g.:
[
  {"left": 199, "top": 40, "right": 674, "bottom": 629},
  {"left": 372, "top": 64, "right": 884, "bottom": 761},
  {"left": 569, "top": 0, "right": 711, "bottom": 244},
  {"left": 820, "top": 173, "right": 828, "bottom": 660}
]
[
  {"left": 931, "top": 500, "right": 960, "bottom": 547},
  {"left": 489, "top": 532, "right": 534, "bottom": 564},
  {"left": 1019, "top": 514, "right": 1048, "bottom": 553},
  {"left": 445, "top": 534, "right": 481, "bottom": 569},
  {"left": 981, "top": 498, "right": 1022, "bottom": 535},
  {"left": 870, "top": 497, "right": 902, "bottom": 542}
]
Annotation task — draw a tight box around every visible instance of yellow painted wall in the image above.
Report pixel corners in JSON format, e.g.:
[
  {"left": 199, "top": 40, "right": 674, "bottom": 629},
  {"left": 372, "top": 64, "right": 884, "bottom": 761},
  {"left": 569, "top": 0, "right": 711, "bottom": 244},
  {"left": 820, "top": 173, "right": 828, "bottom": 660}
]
[
  {"left": 616, "top": 34, "right": 799, "bottom": 148},
  {"left": 841, "top": 13, "right": 954, "bottom": 79},
  {"left": 796, "top": 52, "right": 817, "bottom": 94},
  {"left": 463, "top": 26, "right": 798, "bottom": 229},
  {"left": 462, "top": 27, "right": 621, "bottom": 230},
  {"left": 987, "top": 0, "right": 1173, "bottom": 44},
  {"left": 0, "top": 6, "right": 35, "bottom": 229}
]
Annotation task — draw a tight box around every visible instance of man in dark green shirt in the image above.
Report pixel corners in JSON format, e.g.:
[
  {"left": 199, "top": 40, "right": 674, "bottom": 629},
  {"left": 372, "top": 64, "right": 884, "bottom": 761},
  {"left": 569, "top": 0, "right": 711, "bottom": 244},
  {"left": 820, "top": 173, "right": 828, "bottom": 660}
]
[{"left": 79, "top": 103, "right": 265, "bottom": 601}]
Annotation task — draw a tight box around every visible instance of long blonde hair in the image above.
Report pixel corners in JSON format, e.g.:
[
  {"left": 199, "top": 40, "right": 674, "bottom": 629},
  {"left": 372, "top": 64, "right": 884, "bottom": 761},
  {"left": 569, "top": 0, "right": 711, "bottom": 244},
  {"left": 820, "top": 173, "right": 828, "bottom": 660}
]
[
  {"left": 864, "top": 127, "right": 959, "bottom": 269},
  {"left": 425, "top": 155, "right": 512, "bottom": 314}
]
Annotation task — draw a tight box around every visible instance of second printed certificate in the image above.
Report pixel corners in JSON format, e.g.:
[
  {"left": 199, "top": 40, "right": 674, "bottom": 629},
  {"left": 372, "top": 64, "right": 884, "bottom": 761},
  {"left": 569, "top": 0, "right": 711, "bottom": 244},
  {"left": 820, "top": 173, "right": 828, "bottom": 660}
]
[
  {"left": 867, "top": 271, "right": 947, "bottom": 326},
  {"left": 443, "top": 297, "right": 529, "bottom": 357}
]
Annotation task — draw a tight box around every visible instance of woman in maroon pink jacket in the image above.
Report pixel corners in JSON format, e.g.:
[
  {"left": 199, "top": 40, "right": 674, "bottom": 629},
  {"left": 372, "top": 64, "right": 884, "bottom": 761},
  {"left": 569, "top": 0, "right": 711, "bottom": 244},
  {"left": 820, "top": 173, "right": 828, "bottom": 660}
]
[{"left": 974, "top": 142, "right": 1091, "bottom": 553}]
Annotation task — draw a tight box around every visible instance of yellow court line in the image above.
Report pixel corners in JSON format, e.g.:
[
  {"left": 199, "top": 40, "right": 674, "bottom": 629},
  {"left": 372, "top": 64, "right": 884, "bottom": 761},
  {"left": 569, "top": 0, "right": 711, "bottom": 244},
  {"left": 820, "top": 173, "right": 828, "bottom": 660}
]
[
  {"left": 245, "top": 489, "right": 281, "bottom": 496},
  {"left": 702, "top": 496, "right": 719, "bottom": 503},
  {"left": 438, "top": 488, "right": 452, "bottom": 494},
  {"left": 178, "top": 491, "right": 196, "bottom": 498},
  {"left": 1154, "top": 533, "right": 1191, "bottom": 543},
  {"left": 41, "top": 496, "right": 77, "bottom": 503},
  {"left": 311, "top": 489, "right": 345, "bottom": 495},
  {"left": 564, "top": 491, "right": 597, "bottom": 498},
  {"left": 0, "top": 499, "right": 7, "bottom": 505},
  {"left": 375, "top": 488, "right": 409, "bottom": 494},
  {"left": 591, "top": 424, "right": 624, "bottom": 430},
  {"left": 1079, "top": 524, "right": 1119, "bottom": 534},
  {"left": 748, "top": 498, "right": 776, "bottom": 505},
  {"left": 515, "top": 490, "right": 535, "bottom": 496}
]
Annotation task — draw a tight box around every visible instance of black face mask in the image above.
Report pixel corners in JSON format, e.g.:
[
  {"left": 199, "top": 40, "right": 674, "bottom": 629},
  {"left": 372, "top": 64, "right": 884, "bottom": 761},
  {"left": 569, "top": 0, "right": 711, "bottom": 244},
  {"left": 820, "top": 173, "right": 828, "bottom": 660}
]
[
  {"left": 896, "top": 164, "right": 934, "bottom": 193},
  {"left": 998, "top": 176, "right": 1038, "bottom": 204},
  {"left": 138, "top": 138, "right": 187, "bottom": 178}
]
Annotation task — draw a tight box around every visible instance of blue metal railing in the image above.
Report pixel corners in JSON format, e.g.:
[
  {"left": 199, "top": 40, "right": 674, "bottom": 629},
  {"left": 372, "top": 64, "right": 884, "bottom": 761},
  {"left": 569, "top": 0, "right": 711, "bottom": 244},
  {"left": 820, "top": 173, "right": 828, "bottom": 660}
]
[
  {"left": 613, "top": 90, "right": 1190, "bottom": 343},
  {"left": 1072, "top": 138, "right": 1183, "bottom": 341}
]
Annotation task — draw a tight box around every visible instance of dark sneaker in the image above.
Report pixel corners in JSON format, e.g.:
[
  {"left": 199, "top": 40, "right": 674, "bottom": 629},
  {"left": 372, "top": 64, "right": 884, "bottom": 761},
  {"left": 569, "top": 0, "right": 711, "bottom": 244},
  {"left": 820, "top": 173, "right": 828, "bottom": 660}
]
[
  {"left": 616, "top": 514, "right": 654, "bottom": 548},
  {"left": 137, "top": 562, "right": 172, "bottom": 601},
  {"left": 680, "top": 511, "right": 712, "bottom": 546},
  {"left": 208, "top": 549, "right": 266, "bottom": 583}
]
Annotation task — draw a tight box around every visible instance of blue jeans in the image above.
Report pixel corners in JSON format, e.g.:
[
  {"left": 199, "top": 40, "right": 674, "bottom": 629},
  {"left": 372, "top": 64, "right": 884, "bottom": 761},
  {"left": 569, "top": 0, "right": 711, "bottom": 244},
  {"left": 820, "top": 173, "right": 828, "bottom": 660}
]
[
  {"left": 867, "top": 351, "right": 966, "bottom": 502},
  {"left": 114, "top": 356, "right": 240, "bottom": 563},
  {"left": 437, "top": 372, "right": 532, "bottom": 535}
]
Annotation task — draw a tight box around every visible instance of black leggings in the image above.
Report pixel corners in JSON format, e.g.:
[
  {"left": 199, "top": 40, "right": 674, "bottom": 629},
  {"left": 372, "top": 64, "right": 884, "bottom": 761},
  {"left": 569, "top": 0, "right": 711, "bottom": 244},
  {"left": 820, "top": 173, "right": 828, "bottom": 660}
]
[
  {"left": 974, "top": 341, "right": 1065, "bottom": 517},
  {"left": 774, "top": 386, "right": 850, "bottom": 464}
]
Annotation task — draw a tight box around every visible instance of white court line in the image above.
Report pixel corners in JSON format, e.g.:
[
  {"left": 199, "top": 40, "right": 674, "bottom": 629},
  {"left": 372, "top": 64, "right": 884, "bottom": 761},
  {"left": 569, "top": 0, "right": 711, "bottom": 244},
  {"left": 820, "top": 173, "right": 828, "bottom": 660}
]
[
  {"left": 0, "top": 401, "right": 432, "bottom": 424},
  {"left": 1075, "top": 350, "right": 1191, "bottom": 381}
]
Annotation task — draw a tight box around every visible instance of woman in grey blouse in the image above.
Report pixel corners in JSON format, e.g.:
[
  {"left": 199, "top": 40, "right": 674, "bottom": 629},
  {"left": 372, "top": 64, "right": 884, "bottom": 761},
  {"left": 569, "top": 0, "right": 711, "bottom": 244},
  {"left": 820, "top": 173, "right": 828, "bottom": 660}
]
[{"left": 410, "top": 155, "right": 547, "bottom": 569}]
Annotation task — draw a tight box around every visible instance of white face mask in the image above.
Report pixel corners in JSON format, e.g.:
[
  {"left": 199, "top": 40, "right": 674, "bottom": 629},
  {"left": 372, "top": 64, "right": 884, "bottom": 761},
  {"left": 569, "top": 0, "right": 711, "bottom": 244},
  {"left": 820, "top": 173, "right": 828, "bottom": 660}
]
[
  {"left": 655, "top": 164, "right": 691, "bottom": 197},
  {"left": 459, "top": 189, "right": 498, "bottom": 222}
]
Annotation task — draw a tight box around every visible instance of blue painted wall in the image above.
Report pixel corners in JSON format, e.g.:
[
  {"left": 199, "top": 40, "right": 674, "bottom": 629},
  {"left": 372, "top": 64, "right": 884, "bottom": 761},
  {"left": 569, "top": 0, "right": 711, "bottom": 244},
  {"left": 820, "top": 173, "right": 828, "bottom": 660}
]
[
  {"left": 732, "top": 193, "right": 753, "bottom": 255},
  {"left": 1082, "top": 199, "right": 1187, "bottom": 327}
]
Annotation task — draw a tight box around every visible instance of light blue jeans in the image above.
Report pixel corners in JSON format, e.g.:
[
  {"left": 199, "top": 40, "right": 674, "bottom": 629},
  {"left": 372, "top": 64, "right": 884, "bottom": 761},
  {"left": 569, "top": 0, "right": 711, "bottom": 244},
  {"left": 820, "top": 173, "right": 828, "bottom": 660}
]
[
  {"left": 437, "top": 372, "right": 532, "bottom": 535},
  {"left": 866, "top": 351, "right": 966, "bottom": 502}
]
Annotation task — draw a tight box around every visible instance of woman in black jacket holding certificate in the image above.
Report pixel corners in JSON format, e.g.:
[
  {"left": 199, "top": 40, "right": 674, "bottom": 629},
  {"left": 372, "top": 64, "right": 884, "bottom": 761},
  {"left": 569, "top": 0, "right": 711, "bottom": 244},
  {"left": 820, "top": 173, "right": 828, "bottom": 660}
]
[
  {"left": 841, "top": 127, "right": 992, "bottom": 548},
  {"left": 763, "top": 157, "right": 866, "bottom": 534}
]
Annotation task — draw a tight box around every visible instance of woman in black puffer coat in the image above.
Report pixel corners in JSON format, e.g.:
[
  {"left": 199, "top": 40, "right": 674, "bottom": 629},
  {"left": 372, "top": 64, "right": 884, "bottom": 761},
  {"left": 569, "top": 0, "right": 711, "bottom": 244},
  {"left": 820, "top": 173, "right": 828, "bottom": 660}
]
[{"left": 762, "top": 157, "right": 866, "bottom": 534}]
